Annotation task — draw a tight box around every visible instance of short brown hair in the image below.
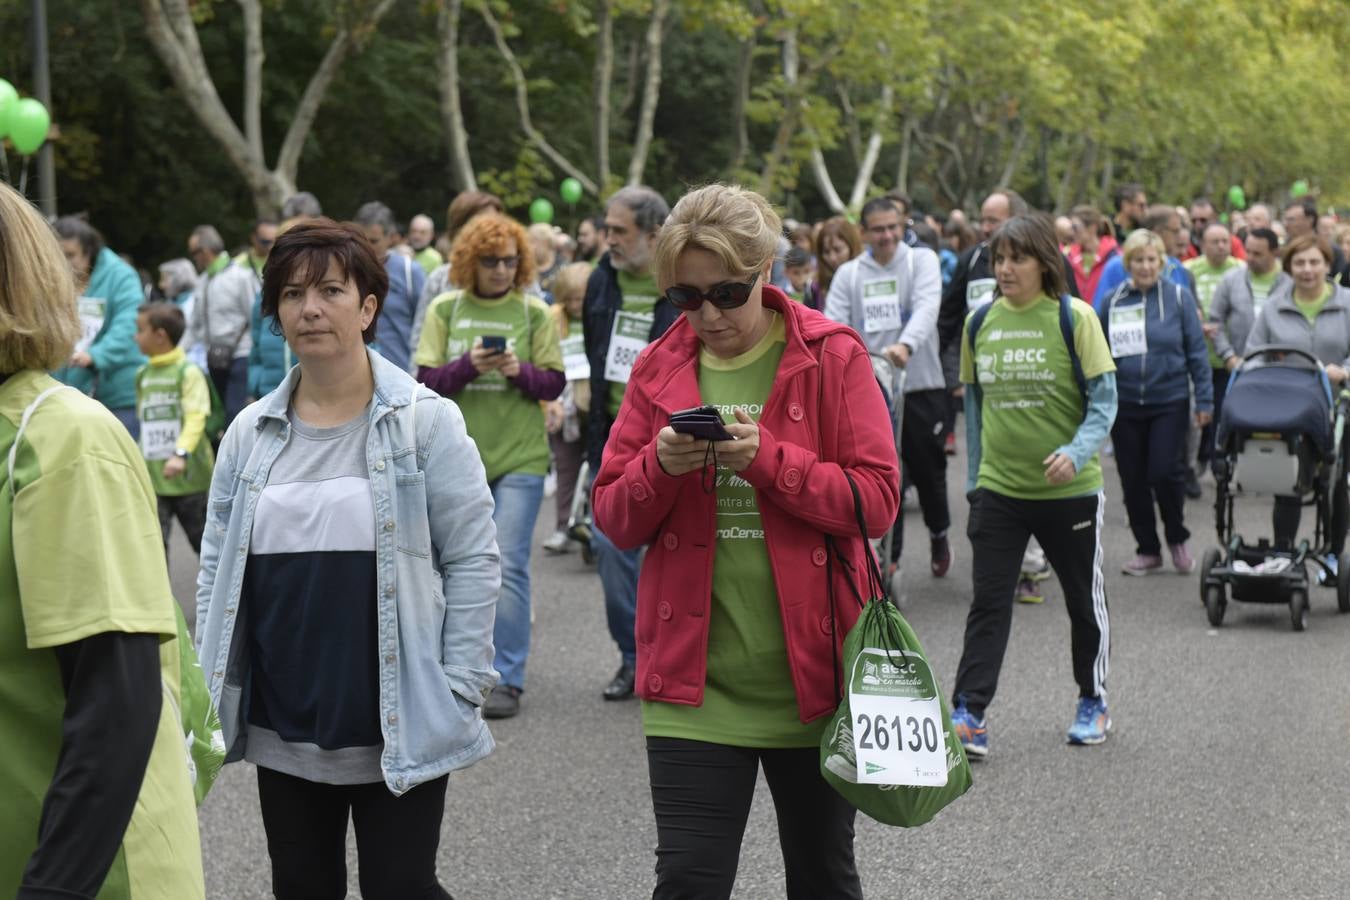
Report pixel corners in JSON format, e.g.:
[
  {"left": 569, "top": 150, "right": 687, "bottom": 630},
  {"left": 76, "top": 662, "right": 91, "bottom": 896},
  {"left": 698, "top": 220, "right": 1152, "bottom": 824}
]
[
  {"left": 138, "top": 302, "right": 186, "bottom": 346},
  {"left": 0, "top": 183, "right": 81, "bottom": 373},
  {"left": 261, "top": 218, "right": 388, "bottom": 344},
  {"left": 1282, "top": 233, "right": 1335, "bottom": 273},
  {"left": 449, "top": 214, "right": 536, "bottom": 292},
  {"left": 990, "top": 214, "right": 1069, "bottom": 299},
  {"left": 446, "top": 191, "right": 505, "bottom": 244}
]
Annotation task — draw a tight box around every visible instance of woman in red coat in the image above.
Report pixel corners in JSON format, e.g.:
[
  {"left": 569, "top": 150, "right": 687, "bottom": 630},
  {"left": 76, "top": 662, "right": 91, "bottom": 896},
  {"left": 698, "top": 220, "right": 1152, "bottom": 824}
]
[{"left": 592, "top": 184, "right": 899, "bottom": 900}]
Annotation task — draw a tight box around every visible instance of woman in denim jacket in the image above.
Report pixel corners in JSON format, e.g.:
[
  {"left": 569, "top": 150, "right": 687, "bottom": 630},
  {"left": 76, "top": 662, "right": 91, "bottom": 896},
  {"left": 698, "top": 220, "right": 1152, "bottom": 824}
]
[{"left": 195, "top": 219, "right": 500, "bottom": 900}]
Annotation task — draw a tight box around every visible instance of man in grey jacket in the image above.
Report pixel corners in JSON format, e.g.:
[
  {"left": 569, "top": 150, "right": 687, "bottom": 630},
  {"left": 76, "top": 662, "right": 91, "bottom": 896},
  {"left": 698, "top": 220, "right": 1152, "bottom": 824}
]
[
  {"left": 825, "top": 196, "right": 951, "bottom": 576},
  {"left": 1209, "top": 228, "right": 1290, "bottom": 370},
  {"left": 188, "top": 224, "right": 256, "bottom": 426}
]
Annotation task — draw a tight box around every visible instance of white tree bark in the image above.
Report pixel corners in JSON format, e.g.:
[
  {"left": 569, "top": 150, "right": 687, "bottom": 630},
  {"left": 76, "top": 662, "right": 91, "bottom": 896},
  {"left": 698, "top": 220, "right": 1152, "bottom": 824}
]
[
  {"left": 847, "top": 84, "right": 892, "bottom": 209},
  {"left": 625, "top": 0, "right": 669, "bottom": 186},
  {"left": 479, "top": 2, "right": 600, "bottom": 195},
  {"left": 592, "top": 0, "right": 614, "bottom": 190},
  {"left": 436, "top": 0, "right": 477, "bottom": 192},
  {"left": 140, "top": 0, "right": 395, "bottom": 215}
]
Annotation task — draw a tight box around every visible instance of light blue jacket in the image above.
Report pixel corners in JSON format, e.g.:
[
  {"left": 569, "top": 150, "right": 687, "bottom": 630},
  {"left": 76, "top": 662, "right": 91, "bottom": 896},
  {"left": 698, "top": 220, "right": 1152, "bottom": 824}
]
[{"left": 195, "top": 349, "right": 501, "bottom": 794}]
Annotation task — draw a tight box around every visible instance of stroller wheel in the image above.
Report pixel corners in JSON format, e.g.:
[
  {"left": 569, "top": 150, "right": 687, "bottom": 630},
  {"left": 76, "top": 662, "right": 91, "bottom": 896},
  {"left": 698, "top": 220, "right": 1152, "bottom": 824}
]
[
  {"left": 1199, "top": 547, "right": 1222, "bottom": 607},
  {"left": 1290, "top": 588, "right": 1309, "bottom": 632},
  {"left": 1204, "top": 585, "right": 1226, "bottom": 628},
  {"left": 1338, "top": 553, "right": 1350, "bottom": 613}
]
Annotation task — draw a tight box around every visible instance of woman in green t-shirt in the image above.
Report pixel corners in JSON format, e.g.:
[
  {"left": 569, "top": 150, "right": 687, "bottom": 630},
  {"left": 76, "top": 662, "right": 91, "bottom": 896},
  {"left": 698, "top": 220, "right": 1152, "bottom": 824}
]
[
  {"left": 415, "top": 213, "right": 565, "bottom": 720},
  {"left": 952, "top": 214, "right": 1119, "bottom": 758}
]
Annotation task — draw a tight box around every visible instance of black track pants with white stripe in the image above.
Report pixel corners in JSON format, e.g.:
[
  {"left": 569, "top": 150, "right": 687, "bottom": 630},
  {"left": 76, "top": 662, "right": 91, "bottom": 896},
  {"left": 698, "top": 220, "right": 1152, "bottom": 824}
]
[{"left": 953, "top": 488, "right": 1110, "bottom": 719}]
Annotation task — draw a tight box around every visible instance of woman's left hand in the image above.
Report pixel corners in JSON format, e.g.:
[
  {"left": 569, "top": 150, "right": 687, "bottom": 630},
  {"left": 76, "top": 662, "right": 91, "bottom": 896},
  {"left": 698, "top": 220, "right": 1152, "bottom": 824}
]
[
  {"left": 1195, "top": 410, "right": 1212, "bottom": 427},
  {"left": 1043, "top": 452, "right": 1076, "bottom": 485},
  {"left": 499, "top": 351, "right": 521, "bottom": 379},
  {"left": 1326, "top": 364, "right": 1348, "bottom": 385},
  {"left": 716, "top": 408, "right": 761, "bottom": 472}
]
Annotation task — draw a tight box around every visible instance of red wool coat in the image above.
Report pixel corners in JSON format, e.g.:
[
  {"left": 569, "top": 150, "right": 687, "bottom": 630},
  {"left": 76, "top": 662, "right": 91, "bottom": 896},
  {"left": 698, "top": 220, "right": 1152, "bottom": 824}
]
[{"left": 592, "top": 286, "right": 901, "bottom": 724}]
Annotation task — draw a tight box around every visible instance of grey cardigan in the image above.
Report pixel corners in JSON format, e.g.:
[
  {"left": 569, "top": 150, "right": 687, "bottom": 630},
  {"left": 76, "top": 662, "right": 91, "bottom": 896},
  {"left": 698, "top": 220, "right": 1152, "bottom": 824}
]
[
  {"left": 1208, "top": 266, "right": 1292, "bottom": 362},
  {"left": 1247, "top": 281, "right": 1350, "bottom": 370}
]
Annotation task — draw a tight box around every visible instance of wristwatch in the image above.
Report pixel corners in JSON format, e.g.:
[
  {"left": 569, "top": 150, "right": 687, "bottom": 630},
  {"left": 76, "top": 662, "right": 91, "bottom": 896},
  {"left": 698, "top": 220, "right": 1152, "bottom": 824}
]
[{"left": 174, "top": 448, "right": 190, "bottom": 459}]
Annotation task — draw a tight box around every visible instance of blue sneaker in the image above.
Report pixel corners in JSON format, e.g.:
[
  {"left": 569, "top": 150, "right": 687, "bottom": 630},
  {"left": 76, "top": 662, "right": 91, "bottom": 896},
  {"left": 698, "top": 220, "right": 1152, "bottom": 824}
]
[
  {"left": 1066, "top": 696, "right": 1111, "bottom": 745},
  {"left": 950, "top": 702, "right": 988, "bottom": 759}
]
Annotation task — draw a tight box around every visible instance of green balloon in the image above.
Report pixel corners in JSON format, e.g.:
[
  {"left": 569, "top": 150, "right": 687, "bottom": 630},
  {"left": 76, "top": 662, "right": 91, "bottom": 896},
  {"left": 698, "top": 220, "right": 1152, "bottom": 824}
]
[
  {"left": 0, "top": 79, "right": 16, "bottom": 139},
  {"left": 1291, "top": 179, "right": 1310, "bottom": 199},
  {"left": 9, "top": 98, "right": 50, "bottom": 155},
  {"left": 1226, "top": 185, "right": 1246, "bottom": 210},
  {"left": 529, "top": 197, "right": 554, "bottom": 224},
  {"left": 560, "top": 177, "right": 583, "bottom": 205}
]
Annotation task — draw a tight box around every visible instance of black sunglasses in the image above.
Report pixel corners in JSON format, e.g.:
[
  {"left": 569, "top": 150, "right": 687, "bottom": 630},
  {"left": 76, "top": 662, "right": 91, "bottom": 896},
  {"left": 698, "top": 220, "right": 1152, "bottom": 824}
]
[{"left": 663, "top": 275, "right": 759, "bottom": 311}]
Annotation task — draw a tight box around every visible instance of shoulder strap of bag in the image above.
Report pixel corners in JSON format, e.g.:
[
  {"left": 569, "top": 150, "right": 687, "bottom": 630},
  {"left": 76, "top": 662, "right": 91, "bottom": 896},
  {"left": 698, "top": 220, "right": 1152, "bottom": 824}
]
[
  {"left": 1059, "top": 293, "right": 1089, "bottom": 415},
  {"left": 8, "top": 385, "right": 73, "bottom": 498},
  {"left": 965, "top": 300, "right": 995, "bottom": 386}
]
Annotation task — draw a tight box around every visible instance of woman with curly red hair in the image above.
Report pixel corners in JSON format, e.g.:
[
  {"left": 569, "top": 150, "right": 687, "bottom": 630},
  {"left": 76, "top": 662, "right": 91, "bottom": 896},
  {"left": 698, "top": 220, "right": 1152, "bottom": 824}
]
[{"left": 415, "top": 212, "right": 565, "bottom": 719}]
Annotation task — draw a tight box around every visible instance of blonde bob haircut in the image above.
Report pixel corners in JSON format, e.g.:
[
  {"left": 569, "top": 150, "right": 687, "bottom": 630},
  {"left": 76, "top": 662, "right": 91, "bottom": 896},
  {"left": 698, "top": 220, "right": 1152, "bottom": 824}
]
[
  {"left": 654, "top": 184, "right": 782, "bottom": 290},
  {"left": 1119, "top": 228, "right": 1167, "bottom": 267},
  {"left": 0, "top": 183, "right": 80, "bottom": 374}
]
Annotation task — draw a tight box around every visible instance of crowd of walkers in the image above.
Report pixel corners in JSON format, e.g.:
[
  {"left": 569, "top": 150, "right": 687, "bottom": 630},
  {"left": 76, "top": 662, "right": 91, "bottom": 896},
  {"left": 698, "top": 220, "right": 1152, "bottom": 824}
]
[{"left": 4, "top": 168, "right": 1350, "bottom": 899}]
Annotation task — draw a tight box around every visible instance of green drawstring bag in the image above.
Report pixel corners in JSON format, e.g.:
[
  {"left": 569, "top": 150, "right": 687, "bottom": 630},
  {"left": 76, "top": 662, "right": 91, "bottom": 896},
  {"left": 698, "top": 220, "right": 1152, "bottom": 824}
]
[
  {"left": 166, "top": 602, "right": 225, "bottom": 806},
  {"left": 819, "top": 477, "right": 973, "bottom": 827}
]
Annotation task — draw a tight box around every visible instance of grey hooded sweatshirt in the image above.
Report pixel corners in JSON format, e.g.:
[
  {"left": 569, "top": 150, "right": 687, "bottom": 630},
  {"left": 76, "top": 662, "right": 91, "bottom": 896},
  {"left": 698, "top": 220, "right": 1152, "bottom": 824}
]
[{"left": 823, "top": 242, "right": 944, "bottom": 393}]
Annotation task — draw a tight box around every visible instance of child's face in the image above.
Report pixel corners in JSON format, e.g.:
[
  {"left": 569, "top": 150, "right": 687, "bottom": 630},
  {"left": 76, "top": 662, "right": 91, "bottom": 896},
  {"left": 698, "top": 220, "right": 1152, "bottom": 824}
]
[
  {"left": 560, "top": 289, "right": 584, "bottom": 319},
  {"left": 786, "top": 264, "right": 810, "bottom": 291},
  {"left": 134, "top": 313, "right": 172, "bottom": 356}
]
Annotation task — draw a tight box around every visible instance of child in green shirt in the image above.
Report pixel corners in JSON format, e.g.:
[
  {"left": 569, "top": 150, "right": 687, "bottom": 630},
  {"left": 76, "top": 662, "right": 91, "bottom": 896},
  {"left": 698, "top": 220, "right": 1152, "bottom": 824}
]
[{"left": 133, "top": 303, "right": 215, "bottom": 559}]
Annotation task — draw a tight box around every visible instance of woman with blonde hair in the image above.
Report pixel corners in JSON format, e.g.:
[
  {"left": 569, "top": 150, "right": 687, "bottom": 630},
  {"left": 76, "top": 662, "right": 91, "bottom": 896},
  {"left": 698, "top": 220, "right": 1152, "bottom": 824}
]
[
  {"left": 592, "top": 183, "right": 898, "bottom": 898},
  {"left": 416, "top": 212, "right": 564, "bottom": 719},
  {"left": 1099, "top": 228, "right": 1213, "bottom": 575},
  {"left": 0, "top": 183, "right": 204, "bottom": 897}
]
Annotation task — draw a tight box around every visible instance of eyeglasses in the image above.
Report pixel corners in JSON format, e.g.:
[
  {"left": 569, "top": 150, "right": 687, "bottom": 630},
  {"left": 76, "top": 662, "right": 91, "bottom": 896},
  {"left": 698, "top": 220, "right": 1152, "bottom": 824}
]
[
  {"left": 479, "top": 255, "right": 520, "bottom": 270},
  {"left": 663, "top": 275, "right": 759, "bottom": 311}
]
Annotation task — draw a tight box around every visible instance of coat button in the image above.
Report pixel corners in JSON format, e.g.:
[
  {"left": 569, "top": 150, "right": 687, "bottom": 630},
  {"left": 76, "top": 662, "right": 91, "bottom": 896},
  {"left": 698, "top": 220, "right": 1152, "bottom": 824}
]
[
  {"left": 812, "top": 547, "right": 827, "bottom": 566},
  {"left": 647, "top": 674, "right": 663, "bottom": 693},
  {"left": 788, "top": 403, "right": 804, "bottom": 421},
  {"left": 384, "top": 520, "right": 395, "bottom": 531},
  {"left": 782, "top": 468, "right": 801, "bottom": 488},
  {"left": 820, "top": 615, "right": 834, "bottom": 635},
  {"left": 663, "top": 532, "right": 678, "bottom": 550},
  {"left": 632, "top": 483, "right": 649, "bottom": 501},
  {"left": 375, "top": 460, "right": 386, "bottom": 471},
  {"left": 657, "top": 601, "right": 673, "bottom": 620},
  {"left": 385, "top": 585, "right": 395, "bottom": 596},
  {"left": 385, "top": 653, "right": 395, "bottom": 664},
  {"left": 387, "top": 712, "right": 398, "bottom": 724}
]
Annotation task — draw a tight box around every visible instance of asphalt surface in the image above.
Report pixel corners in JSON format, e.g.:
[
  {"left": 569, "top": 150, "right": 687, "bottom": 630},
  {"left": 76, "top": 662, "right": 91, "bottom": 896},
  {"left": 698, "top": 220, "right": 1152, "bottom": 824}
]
[{"left": 170, "top": 438, "right": 1350, "bottom": 899}]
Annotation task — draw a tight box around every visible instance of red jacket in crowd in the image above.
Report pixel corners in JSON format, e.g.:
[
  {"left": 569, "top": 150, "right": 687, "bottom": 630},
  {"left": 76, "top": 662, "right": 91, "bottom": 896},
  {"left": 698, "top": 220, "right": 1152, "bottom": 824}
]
[{"left": 592, "top": 286, "right": 900, "bottom": 723}]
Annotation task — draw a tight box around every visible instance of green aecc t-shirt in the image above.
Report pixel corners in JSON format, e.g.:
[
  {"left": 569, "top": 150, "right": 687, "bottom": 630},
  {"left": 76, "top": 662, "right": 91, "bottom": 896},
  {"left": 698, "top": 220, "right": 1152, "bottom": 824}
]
[
  {"left": 642, "top": 314, "right": 822, "bottom": 748},
  {"left": 414, "top": 289, "right": 563, "bottom": 482},
  {"left": 960, "top": 295, "right": 1115, "bottom": 500}
]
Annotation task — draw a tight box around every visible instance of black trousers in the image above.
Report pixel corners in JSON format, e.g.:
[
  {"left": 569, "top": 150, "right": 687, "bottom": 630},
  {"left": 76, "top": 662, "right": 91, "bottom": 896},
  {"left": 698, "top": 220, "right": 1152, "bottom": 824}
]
[
  {"left": 954, "top": 489, "right": 1110, "bottom": 718},
  {"left": 1198, "top": 368, "right": 1230, "bottom": 465},
  {"left": 1112, "top": 400, "right": 1191, "bottom": 556},
  {"left": 890, "top": 388, "right": 952, "bottom": 562},
  {"left": 256, "top": 767, "right": 453, "bottom": 900},
  {"left": 157, "top": 492, "right": 206, "bottom": 559},
  {"left": 646, "top": 738, "right": 861, "bottom": 900}
]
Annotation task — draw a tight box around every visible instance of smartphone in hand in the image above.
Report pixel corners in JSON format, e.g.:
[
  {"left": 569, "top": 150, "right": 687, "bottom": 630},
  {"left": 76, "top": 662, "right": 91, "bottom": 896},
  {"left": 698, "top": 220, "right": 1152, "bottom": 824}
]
[
  {"left": 482, "top": 335, "right": 508, "bottom": 355},
  {"left": 669, "top": 404, "right": 736, "bottom": 442}
]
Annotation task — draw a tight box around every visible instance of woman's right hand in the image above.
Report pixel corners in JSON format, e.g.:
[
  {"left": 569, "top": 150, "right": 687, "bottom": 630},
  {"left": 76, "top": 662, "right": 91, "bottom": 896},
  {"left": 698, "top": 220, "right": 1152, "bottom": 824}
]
[
  {"left": 656, "top": 427, "right": 710, "bottom": 476},
  {"left": 469, "top": 342, "right": 502, "bottom": 375},
  {"left": 544, "top": 401, "right": 564, "bottom": 434},
  {"left": 1327, "top": 363, "right": 1348, "bottom": 385}
]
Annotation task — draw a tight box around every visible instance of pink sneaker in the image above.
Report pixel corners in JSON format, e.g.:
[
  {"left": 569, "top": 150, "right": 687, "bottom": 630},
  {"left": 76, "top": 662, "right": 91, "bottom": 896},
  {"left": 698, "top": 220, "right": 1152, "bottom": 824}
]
[
  {"left": 1122, "top": 554, "right": 1163, "bottom": 576},
  {"left": 1170, "top": 543, "right": 1195, "bottom": 574}
]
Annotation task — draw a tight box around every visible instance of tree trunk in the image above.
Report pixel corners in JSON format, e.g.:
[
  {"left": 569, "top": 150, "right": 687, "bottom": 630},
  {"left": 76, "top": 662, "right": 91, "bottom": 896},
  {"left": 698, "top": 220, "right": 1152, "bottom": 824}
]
[
  {"left": 759, "top": 28, "right": 799, "bottom": 196},
  {"left": 141, "top": 0, "right": 395, "bottom": 217},
  {"left": 480, "top": 2, "right": 599, "bottom": 195},
  {"left": 995, "top": 120, "right": 1028, "bottom": 189},
  {"left": 436, "top": 0, "right": 476, "bottom": 192},
  {"left": 592, "top": 0, "right": 614, "bottom": 190},
  {"left": 847, "top": 84, "right": 892, "bottom": 210},
  {"left": 896, "top": 115, "right": 912, "bottom": 195},
  {"left": 810, "top": 147, "right": 846, "bottom": 214},
  {"left": 625, "top": 0, "right": 669, "bottom": 186},
  {"left": 729, "top": 31, "right": 754, "bottom": 172},
  {"left": 239, "top": 0, "right": 264, "bottom": 162}
]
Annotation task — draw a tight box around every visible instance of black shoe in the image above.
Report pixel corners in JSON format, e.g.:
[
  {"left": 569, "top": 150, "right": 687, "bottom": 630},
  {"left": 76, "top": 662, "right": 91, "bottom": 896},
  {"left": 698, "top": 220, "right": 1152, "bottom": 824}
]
[
  {"left": 1185, "top": 470, "right": 1202, "bottom": 499},
  {"left": 483, "top": 685, "right": 521, "bottom": 719},
  {"left": 602, "top": 664, "right": 636, "bottom": 701}
]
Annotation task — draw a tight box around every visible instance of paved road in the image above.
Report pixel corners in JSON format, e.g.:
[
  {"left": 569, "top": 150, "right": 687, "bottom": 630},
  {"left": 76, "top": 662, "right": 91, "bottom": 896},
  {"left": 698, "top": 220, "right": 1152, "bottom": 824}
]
[{"left": 169, "top": 443, "right": 1350, "bottom": 899}]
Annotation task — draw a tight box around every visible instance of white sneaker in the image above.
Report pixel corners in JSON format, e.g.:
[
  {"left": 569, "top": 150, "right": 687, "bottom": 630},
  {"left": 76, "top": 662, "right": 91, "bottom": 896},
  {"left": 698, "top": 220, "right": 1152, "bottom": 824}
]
[{"left": 542, "top": 529, "right": 572, "bottom": 554}]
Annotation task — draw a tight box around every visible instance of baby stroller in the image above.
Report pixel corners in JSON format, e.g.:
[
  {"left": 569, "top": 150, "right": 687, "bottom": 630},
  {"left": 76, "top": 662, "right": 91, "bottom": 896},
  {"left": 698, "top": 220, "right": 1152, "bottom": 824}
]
[
  {"left": 1201, "top": 347, "right": 1350, "bottom": 631},
  {"left": 870, "top": 354, "right": 906, "bottom": 603}
]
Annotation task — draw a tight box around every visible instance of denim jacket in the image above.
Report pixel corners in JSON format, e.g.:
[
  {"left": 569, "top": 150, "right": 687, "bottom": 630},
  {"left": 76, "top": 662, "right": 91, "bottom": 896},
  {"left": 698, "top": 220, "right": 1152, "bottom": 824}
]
[{"left": 195, "top": 348, "right": 501, "bottom": 795}]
